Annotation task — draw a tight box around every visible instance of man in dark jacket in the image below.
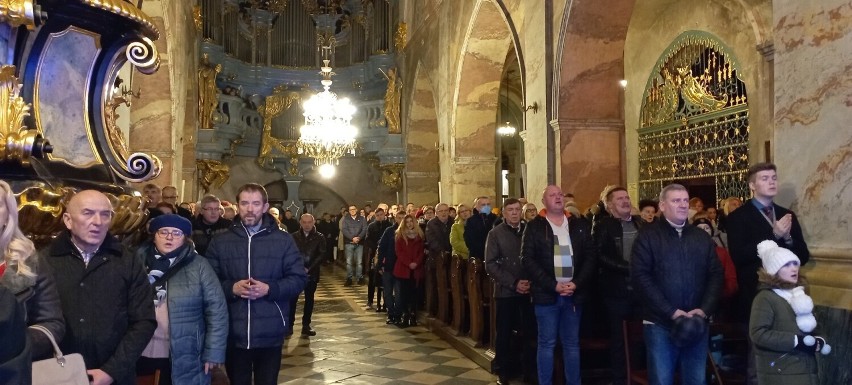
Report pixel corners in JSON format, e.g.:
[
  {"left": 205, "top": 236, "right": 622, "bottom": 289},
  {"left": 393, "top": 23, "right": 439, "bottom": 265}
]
[
  {"left": 290, "top": 213, "right": 326, "bottom": 337},
  {"left": 521, "top": 185, "right": 596, "bottom": 385},
  {"left": 485, "top": 198, "right": 532, "bottom": 385},
  {"left": 425, "top": 203, "right": 452, "bottom": 317},
  {"left": 192, "top": 194, "right": 232, "bottom": 255},
  {"left": 42, "top": 190, "right": 156, "bottom": 385},
  {"left": 631, "top": 183, "right": 723, "bottom": 385},
  {"left": 365, "top": 208, "right": 392, "bottom": 310},
  {"left": 378, "top": 210, "right": 405, "bottom": 324},
  {"left": 464, "top": 196, "right": 498, "bottom": 259},
  {"left": 593, "top": 186, "right": 646, "bottom": 385},
  {"left": 206, "top": 183, "right": 307, "bottom": 385},
  {"left": 341, "top": 205, "right": 368, "bottom": 286},
  {"left": 315, "top": 212, "right": 338, "bottom": 264}
]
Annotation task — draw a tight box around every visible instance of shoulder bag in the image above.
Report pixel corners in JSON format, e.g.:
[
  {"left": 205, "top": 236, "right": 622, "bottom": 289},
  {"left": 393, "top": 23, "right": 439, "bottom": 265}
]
[{"left": 30, "top": 324, "right": 89, "bottom": 385}]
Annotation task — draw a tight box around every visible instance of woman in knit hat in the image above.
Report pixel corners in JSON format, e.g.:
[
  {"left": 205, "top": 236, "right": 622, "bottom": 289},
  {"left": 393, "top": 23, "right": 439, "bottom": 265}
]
[
  {"left": 749, "top": 240, "right": 830, "bottom": 385},
  {"left": 135, "top": 214, "right": 229, "bottom": 384}
]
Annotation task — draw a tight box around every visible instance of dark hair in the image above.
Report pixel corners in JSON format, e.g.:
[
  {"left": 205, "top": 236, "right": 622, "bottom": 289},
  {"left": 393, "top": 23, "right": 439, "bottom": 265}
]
[
  {"left": 155, "top": 202, "right": 176, "bottom": 213},
  {"left": 605, "top": 186, "right": 628, "bottom": 202},
  {"left": 747, "top": 162, "right": 777, "bottom": 183},
  {"left": 374, "top": 208, "right": 385, "bottom": 214},
  {"left": 638, "top": 199, "right": 658, "bottom": 211},
  {"left": 236, "top": 183, "right": 269, "bottom": 204},
  {"left": 503, "top": 197, "right": 521, "bottom": 208}
]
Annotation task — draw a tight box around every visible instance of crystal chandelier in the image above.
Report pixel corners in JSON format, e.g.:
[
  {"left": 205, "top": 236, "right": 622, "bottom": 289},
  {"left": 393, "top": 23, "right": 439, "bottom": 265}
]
[{"left": 298, "top": 58, "right": 357, "bottom": 169}]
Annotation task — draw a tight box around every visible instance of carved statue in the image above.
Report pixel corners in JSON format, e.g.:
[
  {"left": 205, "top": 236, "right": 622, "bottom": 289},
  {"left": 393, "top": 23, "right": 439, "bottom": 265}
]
[
  {"left": 198, "top": 53, "right": 222, "bottom": 129},
  {"left": 677, "top": 66, "right": 728, "bottom": 111},
  {"left": 383, "top": 67, "right": 401, "bottom": 134},
  {"left": 197, "top": 159, "right": 230, "bottom": 193},
  {"left": 104, "top": 94, "right": 131, "bottom": 160}
]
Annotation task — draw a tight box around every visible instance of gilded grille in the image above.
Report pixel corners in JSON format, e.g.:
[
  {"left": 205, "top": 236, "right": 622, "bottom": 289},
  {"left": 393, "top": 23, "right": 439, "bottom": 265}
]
[{"left": 638, "top": 32, "right": 750, "bottom": 203}]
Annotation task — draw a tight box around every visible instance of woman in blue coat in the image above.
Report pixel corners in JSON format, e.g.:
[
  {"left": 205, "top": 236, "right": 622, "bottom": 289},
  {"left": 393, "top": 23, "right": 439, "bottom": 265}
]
[{"left": 136, "top": 214, "right": 229, "bottom": 384}]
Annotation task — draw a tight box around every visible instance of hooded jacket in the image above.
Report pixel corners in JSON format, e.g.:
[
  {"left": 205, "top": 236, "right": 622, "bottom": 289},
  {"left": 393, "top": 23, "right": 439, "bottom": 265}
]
[{"left": 205, "top": 213, "right": 307, "bottom": 349}]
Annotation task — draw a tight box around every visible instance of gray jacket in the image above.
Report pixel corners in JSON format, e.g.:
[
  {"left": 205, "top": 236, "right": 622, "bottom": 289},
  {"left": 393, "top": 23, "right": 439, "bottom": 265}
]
[
  {"left": 485, "top": 222, "right": 528, "bottom": 298},
  {"left": 341, "top": 215, "right": 368, "bottom": 244}
]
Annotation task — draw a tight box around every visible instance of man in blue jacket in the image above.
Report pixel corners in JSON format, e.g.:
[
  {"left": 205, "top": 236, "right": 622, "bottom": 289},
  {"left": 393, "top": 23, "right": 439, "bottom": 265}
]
[{"left": 206, "top": 183, "right": 307, "bottom": 385}]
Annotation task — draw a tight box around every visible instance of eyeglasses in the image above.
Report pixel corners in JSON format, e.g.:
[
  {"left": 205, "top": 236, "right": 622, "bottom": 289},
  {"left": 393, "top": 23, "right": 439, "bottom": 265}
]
[{"left": 156, "top": 229, "right": 185, "bottom": 238}]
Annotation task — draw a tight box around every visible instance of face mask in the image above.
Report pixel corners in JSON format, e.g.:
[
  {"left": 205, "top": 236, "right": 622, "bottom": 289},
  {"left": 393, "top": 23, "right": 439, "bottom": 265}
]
[{"left": 479, "top": 204, "right": 491, "bottom": 214}]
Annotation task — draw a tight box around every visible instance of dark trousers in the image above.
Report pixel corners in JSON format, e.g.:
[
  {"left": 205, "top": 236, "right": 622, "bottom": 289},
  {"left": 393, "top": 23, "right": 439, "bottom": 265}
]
[
  {"left": 495, "top": 296, "right": 534, "bottom": 378},
  {"left": 136, "top": 356, "right": 172, "bottom": 385},
  {"left": 397, "top": 277, "right": 417, "bottom": 315},
  {"left": 367, "top": 268, "right": 383, "bottom": 307},
  {"left": 225, "top": 346, "right": 282, "bottom": 385},
  {"left": 289, "top": 278, "right": 318, "bottom": 330},
  {"left": 382, "top": 269, "right": 397, "bottom": 316},
  {"left": 605, "top": 296, "right": 636, "bottom": 385}
]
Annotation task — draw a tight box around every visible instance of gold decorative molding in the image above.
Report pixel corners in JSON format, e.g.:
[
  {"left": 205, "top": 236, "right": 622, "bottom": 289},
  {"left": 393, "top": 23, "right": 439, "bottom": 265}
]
[
  {"left": 80, "top": 0, "right": 160, "bottom": 39},
  {"left": 380, "top": 163, "right": 404, "bottom": 190},
  {"left": 0, "top": 0, "right": 38, "bottom": 29},
  {"left": 104, "top": 94, "right": 131, "bottom": 161},
  {"left": 394, "top": 22, "right": 408, "bottom": 52},
  {"left": 198, "top": 53, "right": 221, "bottom": 130},
  {"left": 197, "top": 159, "right": 230, "bottom": 193},
  {"left": 257, "top": 90, "right": 301, "bottom": 169},
  {"left": 192, "top": 5, "right": 203, "bottom": 33},
  {"left": 0, "top": 65, "right": 50, "bottom": 166}
]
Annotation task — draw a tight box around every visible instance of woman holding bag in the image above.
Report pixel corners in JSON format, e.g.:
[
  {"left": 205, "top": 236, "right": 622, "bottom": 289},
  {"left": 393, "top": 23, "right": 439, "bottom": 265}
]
[
  {"left": 136, "top": 214, "right": 229, "bottom": 384},
  {"left": 0, "top": 180, "right": 65, "bottom": 361}
]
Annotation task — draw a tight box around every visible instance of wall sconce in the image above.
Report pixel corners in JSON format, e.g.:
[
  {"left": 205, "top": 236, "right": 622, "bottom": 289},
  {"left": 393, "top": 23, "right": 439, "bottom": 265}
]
[{"left": 524, "top": 101, "right": 539, "bottom": 114}]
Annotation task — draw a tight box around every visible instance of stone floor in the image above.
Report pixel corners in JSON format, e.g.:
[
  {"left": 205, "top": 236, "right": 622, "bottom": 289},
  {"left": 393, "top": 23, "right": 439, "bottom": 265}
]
[{"left": 277, "top": 263, "right": 499, "bottom": 384}]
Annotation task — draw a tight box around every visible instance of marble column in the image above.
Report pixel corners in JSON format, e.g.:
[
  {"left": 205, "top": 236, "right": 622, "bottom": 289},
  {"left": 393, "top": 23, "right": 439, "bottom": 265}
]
[
  {"left": 773, "top": 1, "right": 852, "bottom": 382},
  {"left": 552, "top": 118, "right": 624, "bottom": 209}
]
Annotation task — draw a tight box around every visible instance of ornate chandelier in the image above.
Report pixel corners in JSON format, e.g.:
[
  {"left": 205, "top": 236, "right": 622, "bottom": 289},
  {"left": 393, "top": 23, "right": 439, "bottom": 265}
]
[{"left": 297, "top": 58, "right": 357, "bottom": 170}]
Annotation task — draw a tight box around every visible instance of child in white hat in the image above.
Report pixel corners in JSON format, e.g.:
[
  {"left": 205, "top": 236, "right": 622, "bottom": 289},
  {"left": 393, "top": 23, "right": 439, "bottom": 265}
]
[{"left": 749, "top": 240, "right": 830, "bottom": 385}]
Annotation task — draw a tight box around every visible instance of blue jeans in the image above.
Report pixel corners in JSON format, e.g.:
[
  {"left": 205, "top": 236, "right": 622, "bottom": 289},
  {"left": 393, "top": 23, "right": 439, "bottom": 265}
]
[
  {"left": 382, "top": 270, "right": 397, "bottom": 316},
  {"left": 534, "top": 295, "right": 582, "bottom": 385},
  {"left": 644, "top": 322, "right": 708, "bottom": 385},
  {"left": 345, "top": 243, "right": 363, "bottom": 280}
]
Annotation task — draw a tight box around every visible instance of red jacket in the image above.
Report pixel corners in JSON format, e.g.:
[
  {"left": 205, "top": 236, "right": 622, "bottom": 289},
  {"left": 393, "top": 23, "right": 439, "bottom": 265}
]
[
  {"left": 715, "top": 246, "right": 738, "bottom": 298},
  {"left": 394, "top": 235, "right": 425, "bottom": 282}
]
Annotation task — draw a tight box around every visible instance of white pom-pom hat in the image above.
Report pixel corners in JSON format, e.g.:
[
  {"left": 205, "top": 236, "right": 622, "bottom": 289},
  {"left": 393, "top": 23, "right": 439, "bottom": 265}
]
[{"left": 757, "top": 240, "right": 800, "bottom": 275}]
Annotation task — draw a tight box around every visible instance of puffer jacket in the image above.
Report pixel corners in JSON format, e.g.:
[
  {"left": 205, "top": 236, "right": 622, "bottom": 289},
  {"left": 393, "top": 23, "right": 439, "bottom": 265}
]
[
  {"left": 0, "top": 255, "right": 65, "bottom": 360},
  {"left": 205, "top": 214, "right": 307, "bottom": 349},
  {"left": 630, "top": 219, "right": 723, "bottom": 328},
  {"left": 521, "top": 213, "right": 597, "bottom": 305},
  {"left": 749, "top": 284, "right": 819, "bottom": 385},
  {"left": 138, "top": 243, "right": 229, "bottom": 384},
  {"left": 485, "top": 222, "right": 527, "bottom": 298}
]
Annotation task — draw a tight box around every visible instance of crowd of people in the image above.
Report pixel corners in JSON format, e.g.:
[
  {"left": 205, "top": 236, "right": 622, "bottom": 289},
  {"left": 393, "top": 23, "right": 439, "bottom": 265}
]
[{"left": 0, "top": 161, "right": 829, "bottom": 385}]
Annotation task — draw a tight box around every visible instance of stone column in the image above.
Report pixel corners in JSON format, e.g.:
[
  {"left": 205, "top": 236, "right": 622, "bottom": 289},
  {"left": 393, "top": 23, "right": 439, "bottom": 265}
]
[
  {"left": 552, "top": 118, "right": 624, "bottom": 209},
  {"left": 773, "top": 1, "right": 852, "bottom": 380}
]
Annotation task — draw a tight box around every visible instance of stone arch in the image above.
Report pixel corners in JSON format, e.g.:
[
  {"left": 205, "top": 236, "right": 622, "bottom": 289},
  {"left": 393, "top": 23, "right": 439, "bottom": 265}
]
[
  {"left": 553, "top": 0, "right": 636, "bottom": 210},
  {"left": 404, "top": 62, "right": 440, "bottom": 205},
  {"left": 450, "top": 0, "right": 519, "bottom": 204}
]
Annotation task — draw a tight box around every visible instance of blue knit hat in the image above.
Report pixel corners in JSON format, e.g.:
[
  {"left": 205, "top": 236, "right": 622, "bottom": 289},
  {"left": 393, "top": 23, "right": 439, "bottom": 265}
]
[{"left": 149, "top": 214, "right": 192, "bottom": 236}]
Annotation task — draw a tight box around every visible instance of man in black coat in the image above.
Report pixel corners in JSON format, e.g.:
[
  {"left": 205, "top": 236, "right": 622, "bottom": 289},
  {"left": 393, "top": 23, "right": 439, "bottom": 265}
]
[
  {"left": 726, "top": 162, "right": 810, "bottom": 385},
  {"left": 191, "top": 194, "right": 232, "bottom": 256},
  {"left": 42, "top": 190, "right": 155, "bottom": 385},
  {"left": 290, "top": 213, "right": 326, "bottom": 337},
  {"left": 521, "top": 185, "right": 597, "bottom": 385},
  {"left": 464, "top": 196, "right": 498, "bottom": 260},
  {"left": 631, "top": 184, "right": 723, "bottom": 385},
  {"left": 365, "top": 208, "right": 393, "bottom": 310},
  {"left": 594, "top": 187, "right": 646, "bottom": 385},
  {"left": 727, "top": 162, "right": 810, "bottom": 320}
]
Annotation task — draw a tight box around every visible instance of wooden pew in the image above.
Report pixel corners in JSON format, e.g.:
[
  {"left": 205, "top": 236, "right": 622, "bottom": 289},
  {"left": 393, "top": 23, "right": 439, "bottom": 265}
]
[
  {"left": 435, "top": 251, "right": 450, "bottom": 324},
  {"left": 450, "top": 254, "right": 468, "bottom": 335},
  {"left": 467, "top": 257, "right": 485, "bottom": 346},
  {"left": 425, "top": 254, "right": 437, "bottom": 317}
]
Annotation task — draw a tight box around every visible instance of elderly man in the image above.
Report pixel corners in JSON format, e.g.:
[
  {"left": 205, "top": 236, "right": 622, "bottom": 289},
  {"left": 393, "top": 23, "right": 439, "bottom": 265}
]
[
  {"left": 631, "top": 184, "right": 723, "bottom": 385},
  {"left": 425, "top": 203, "right": 453, "bottom": 316},
  {"left": 206, "top": 183, "right": 307, "bottom": 385},
  {"left": 485, "top": 198, "right": 532, "bottom": 385},
  {"left": 192, "top": 194, "right": 232, "bottom": 255},
  {"left": 42, "top": 190, "right": 155, "bottom": 385},
  {"left": 290, "top": 213, "right": 326, "bottom": 337},
  {"left": 521, "top": 185, "right": 596, "bottom": 385},
  {"left": 464, "top": 196, "right": 498, "bottom": 260},
  {"left": 161, "top": 185, "right": 193, "bottom": 220}
]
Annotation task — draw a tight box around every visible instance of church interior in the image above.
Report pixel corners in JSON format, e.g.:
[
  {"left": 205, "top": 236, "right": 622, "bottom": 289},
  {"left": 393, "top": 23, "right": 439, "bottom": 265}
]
[{"left": 0, "top": 0, "right": 850, "bottom": 384}]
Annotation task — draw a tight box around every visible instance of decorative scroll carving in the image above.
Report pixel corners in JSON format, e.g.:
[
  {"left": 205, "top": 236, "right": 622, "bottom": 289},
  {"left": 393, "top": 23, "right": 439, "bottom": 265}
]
[
  {"left": 394, "top": 22, "right": 407, "bottom": 52},
  {"left": 380, "top": 163, "right": 404, "bottom": 189},
  {"left": 104, "top": 94, "right": 131, "bottom": 161},
  {"left": 197, "top": 159, "right": 230, "bottom": 193},
  {"left": 81, "top": 0, "right": 160, "bottom": 39},
  {"left": 257, "top": 89, "right": 301, "bottom": 169},
  {"left": 0, "top": 0, "right": 42, "bottom": 29},
  {"left": 193, "top": 5, "right": 203, "bottom": 32},
  {"left": 126, "top": 37, "right": 160, "bottom": 75},
  {"left": 638, "top": 32, "right": 750, "bottom": 203},
  {"left": 0, "top": 65, "right": 51, "bottom": 165}
]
